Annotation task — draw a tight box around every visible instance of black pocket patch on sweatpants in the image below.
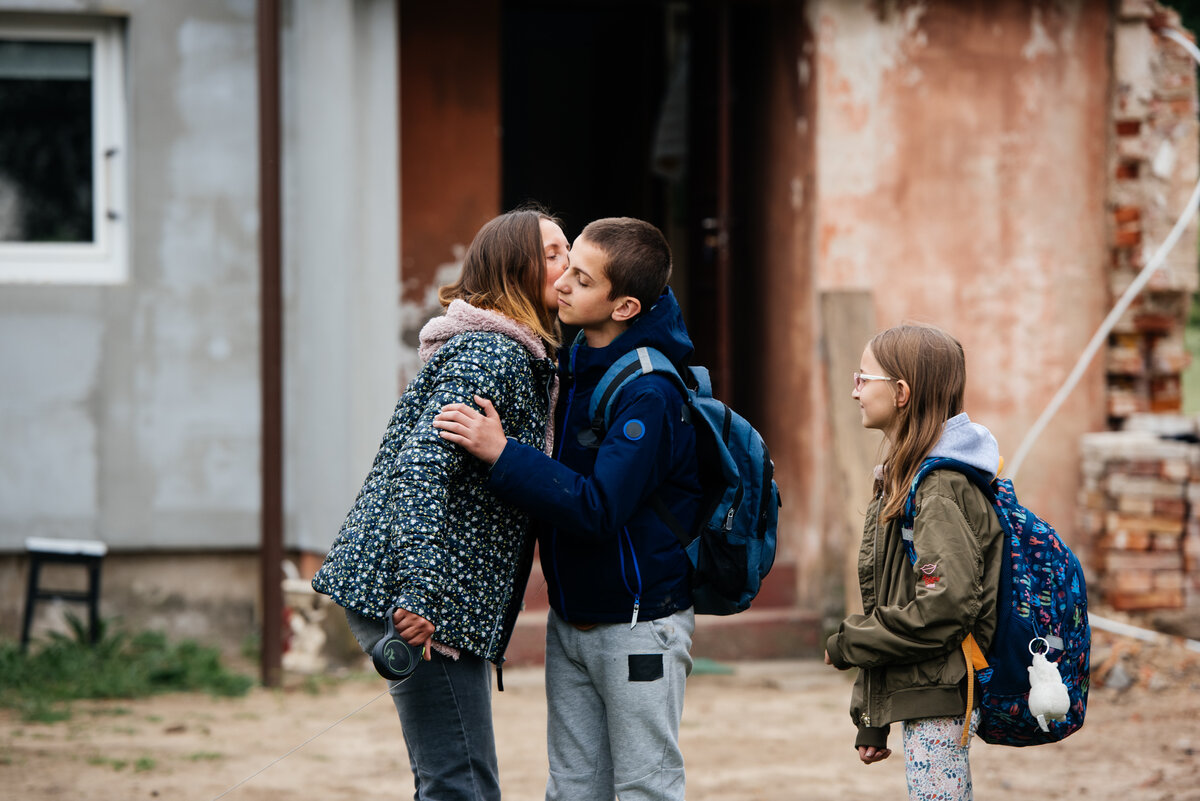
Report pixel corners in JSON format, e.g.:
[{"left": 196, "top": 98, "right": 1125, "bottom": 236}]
[{"left": 628, "top": 653, "right": 664, "bottom": 682}]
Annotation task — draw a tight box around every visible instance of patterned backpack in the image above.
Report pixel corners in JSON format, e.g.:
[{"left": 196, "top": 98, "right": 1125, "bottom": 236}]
[{"left": 902, "top": 457, "right": 1090, "bottom": 746}]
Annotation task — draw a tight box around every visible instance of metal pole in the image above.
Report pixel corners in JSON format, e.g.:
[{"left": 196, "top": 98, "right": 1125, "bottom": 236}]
[
  {"left": 257, "top": 0, "right": 283, "bottom": 688},
  {"left": 714, "top": 1, "right": 732, "bottom": 401}
]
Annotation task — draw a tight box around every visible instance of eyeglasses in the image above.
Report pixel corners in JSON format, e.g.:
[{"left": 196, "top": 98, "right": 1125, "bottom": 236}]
[{"left": 853, "top": 371, "right": 896, "bottom": 390}]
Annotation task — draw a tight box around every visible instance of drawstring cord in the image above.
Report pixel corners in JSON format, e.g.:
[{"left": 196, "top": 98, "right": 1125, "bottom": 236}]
[{"left": 618, "top": 527, "right": 644, "bottom": 628}]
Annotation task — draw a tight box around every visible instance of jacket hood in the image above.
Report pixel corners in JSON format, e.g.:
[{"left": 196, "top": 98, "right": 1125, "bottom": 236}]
[
  {"left": 928, "top": 413, "right": 1000, "bottom": 480},
  {"left": 570, "top": 287, "right": 694, "bottom": 373},
  {"left": 418, "top": 299, "right": 553, "bottom": 363}
]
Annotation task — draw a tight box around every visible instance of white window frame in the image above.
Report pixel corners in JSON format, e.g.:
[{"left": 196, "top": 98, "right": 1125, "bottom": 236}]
[{"left": 0, "top": 16, "right": 128, "bottom": 284}]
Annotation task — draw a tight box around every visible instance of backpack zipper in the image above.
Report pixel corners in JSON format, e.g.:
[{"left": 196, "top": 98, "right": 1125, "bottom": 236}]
[
  {"left": 724, "top": 483, "right": 743, "bottom": 530},
  {"left": 720, "top": 405, "right": 742, "bottom": 530}
]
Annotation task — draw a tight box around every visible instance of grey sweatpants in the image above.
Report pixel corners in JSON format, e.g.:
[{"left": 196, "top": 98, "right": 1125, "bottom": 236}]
[{"left": 544, "top": 607, "right": 695, "bottom": 801}]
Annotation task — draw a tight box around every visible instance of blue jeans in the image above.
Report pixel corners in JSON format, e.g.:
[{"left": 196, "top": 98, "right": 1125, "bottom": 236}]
[{"left": 346, "top": 609, "right": 500, "bottom": 801}]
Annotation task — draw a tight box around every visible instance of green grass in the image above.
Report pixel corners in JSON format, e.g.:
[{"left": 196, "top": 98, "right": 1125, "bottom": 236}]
[
  {"left": 0, "top": 614, "right": 254, "bottom": 722},
  {"left": 691, "top": 656, "right": 735, "bottom": 675},
  {"left": 84, "top": 754, "right": 155, "bottom": 772},
  {"left": 1184, "top": 316, "right": 1200, "bottom": 415}
]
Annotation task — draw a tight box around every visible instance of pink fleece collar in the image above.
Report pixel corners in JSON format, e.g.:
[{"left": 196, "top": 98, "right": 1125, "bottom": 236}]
[{"left": 418, "top": 300, "right": 558, "bottom": 454}]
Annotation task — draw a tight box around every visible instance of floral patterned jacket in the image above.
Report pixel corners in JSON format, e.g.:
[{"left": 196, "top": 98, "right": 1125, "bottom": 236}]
[{"left": 311, "top": 301, "right": 557, "bottom": 663}]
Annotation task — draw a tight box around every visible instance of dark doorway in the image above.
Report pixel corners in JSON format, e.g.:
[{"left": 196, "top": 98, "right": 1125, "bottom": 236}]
[
  {"left": 500, "top": 1, "right": 778, "bottom": 416},
  {"left": 501, "top": 2, "right": 670, "bottom": 237}
]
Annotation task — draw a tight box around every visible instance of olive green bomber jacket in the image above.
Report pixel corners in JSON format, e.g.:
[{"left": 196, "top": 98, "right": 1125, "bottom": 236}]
[{"left": 825, "top": 469, "right": 1005, "bottom": 750}]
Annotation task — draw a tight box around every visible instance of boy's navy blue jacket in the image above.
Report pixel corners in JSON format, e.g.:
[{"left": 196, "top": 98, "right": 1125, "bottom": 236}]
[{"left": 487, "top": 288, "right": 701, "bottom": 624}]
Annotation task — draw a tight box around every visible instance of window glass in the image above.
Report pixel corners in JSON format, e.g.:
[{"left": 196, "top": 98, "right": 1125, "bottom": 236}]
[{"left": 0, "top": 39, "right": 94, "bottom": 243}]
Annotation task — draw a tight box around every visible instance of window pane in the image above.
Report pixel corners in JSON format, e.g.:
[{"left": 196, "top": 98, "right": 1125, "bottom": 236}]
[{"left": 0, "top": 39, "right": 94, "bottom": 243}]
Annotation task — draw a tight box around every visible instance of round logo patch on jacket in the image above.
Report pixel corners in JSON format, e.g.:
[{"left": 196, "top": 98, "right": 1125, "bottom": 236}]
[{"left": 622, "top": 419, "right": 646, "bottom": 441}]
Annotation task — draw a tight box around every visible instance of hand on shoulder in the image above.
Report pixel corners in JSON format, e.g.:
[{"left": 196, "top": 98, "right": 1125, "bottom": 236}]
[{"left": 433, "top": 395, "right": 508, "bottom": 465}]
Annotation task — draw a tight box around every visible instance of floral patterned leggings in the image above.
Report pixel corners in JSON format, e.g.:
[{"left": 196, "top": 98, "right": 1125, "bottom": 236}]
[{"left": 900, "top": 709, "right": 980, "bottom": 801}]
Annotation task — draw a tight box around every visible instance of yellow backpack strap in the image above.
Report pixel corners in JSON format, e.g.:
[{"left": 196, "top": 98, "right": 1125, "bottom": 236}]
[{"left": 960, "top": 634, "right": 988, "bottom": 747}]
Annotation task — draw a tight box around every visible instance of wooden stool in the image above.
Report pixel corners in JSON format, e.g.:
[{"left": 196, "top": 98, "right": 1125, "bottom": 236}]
[{"left": 21, "top": 537, "right": 108, "bottom": 651}]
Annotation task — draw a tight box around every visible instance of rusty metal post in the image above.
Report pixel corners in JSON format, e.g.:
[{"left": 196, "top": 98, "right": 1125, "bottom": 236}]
[
  {"left": 714, "top": 0, "right": 732, "bottom": 401},
  {"left": 257, "top": 0, "right": 283, "bottom": 688}
]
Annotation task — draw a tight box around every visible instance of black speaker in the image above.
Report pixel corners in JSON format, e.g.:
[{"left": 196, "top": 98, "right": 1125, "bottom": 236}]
[{"left": 371, "top": 607, "right": 423, "bottom": 682}]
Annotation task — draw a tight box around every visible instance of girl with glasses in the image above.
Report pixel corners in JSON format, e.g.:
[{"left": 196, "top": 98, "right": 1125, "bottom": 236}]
[{"left": 825, "top": 324, "right": 1006, "bottom": 801}]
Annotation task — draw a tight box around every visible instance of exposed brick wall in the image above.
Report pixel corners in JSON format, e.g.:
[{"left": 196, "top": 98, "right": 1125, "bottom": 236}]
[
  {"left": 1086, "top": 2, "right": 1200, "bottom": 613},
  {"left": 1106, "top": 2, "right": 1199, "bottom": 422},
  {"left": 1079, "top": 422, "right": 1200, "bottom": 612}
]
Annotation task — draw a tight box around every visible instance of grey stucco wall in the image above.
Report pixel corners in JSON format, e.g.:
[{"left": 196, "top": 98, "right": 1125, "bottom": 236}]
[
  {"left": 0, "top": 0, "right": 400, "bottom": 562},
  {"left": 1, "top": 0, "right": 262, "bottom": 552},
  {"left": 282, "top": 0, "right": 401, "bottom": 554}
]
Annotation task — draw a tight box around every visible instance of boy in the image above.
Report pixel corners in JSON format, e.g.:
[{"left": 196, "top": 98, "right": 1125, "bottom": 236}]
[{"left": 434, "top": 217, "right": 701, "bottom": 801}]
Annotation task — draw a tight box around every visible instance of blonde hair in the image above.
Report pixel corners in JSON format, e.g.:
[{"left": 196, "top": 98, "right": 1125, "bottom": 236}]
[
  {"left": 870, "top": 324, "right": 966, "bottom": 521},
  {"left": 437, "top": 209, "right": 561, "bottom": 348}
]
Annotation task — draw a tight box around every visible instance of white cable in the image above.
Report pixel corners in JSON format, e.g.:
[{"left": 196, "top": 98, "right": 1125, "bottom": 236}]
[
  {"left": 1089, "top": 612, "right": 1200, "bottom": 652},
  {"left": 1007, "top": 27, "right": 1200, "bottom": 482},
  {"left": 1164, "top": 26, "right": 1200, "bottom": 64},
  {"left": 211, "top": 687, "right": 390, "bottom": 800}
]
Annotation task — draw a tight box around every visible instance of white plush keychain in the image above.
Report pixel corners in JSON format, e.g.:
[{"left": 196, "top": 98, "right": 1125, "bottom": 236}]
[{"left": 1026, "top": 638, "right": 1071, "bottom": 732}]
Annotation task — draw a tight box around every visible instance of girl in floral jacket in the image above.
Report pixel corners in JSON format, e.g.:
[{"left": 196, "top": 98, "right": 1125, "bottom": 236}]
[{"left": 312, "top": 208, "right": 568, "bottom": 800}]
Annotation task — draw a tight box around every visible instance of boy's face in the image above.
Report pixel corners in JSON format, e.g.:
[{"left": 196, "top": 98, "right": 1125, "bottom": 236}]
[{"left": 553, "top": 236, "right": 625, "bottom": 329}]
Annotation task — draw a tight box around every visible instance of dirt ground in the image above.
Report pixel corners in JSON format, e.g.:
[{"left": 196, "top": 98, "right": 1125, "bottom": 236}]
[{"left": 3, "top": 631, "right": 1200, "bottom": 801}]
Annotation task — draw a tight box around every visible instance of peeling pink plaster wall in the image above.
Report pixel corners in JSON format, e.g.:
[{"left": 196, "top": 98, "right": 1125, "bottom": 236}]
[{"left": 810, "top": 0, "right": 1111, "bottom": 537}]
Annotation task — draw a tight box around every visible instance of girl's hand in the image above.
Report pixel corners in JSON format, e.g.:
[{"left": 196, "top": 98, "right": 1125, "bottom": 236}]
[
  {"left": 433, "top": 396, "right": 508, "bottom": 465},
  {"left": 392, "top": 608, "right": 435, "bottom": 659},
  {"left": 857, "top": 746, "right": 892, "bottom": 765}
]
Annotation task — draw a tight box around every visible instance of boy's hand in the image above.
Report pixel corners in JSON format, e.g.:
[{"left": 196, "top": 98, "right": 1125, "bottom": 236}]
[{"left": 433, "top": 395, "right": 508, "bottom": 465}]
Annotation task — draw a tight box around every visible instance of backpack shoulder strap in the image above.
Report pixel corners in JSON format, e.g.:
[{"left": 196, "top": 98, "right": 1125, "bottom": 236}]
[
  {"left": 688, "top": 363, "right": 713, "bottom": 399},
  {"left": 902, "top": 457, "right": 997, "bottom": 520},
  {"left": 900, "top": 456, "right": 998, "bottom": 565},
  {"left": 588, "top": 346, "right": 688, "bottom": 435},
  {"left": 588, "top": 346, "right": 695, "bottom": 550}
]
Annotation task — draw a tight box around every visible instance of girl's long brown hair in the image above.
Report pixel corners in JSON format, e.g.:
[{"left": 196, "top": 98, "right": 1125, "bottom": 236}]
[
  {"left": 437, "top": 208, "right": 561, "bottom": 348},
  {"left": 872, "top": 325, "right": 966, "bottom": 521}
]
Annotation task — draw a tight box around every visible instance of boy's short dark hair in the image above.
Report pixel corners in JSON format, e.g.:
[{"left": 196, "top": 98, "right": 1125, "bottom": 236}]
[{"left": 579, "top": 217, "right": 671, "bottom": 312}]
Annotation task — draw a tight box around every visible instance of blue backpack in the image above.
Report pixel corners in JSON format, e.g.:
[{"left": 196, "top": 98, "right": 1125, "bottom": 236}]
[
  {"left": 589, "top": 346, "right": 781, "bottom": 615},
  {"left": 902, "top": 457, "right": 1090, "bottom": 746}
]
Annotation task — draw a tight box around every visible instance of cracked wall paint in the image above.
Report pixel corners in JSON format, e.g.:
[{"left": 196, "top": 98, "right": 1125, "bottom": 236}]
[
  {"left": 144, "top": 15, "right": 259, "bottom": 515},
  {"left": 398, "top": 248, "right": 466, "bottom": 387},
  {"left": 811, "top": 0, "right": 1110, "bottom": 537},
  {"left": 0, "top": 314, "right": 101, "bottom": 521}
]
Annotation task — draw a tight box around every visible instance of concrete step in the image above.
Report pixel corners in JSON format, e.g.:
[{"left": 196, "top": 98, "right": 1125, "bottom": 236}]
[
  {"left": 691, "top": 606, "right": 823, "bottom": 662},
  {"left": 504, "top": 604, "right": 823, "bottom": 666},
  {"left": 505, "top": 558, "right": 822, "bottom": 666},
  {"left": 519, "top": 553, "right": 799, "bottom": 612}
]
